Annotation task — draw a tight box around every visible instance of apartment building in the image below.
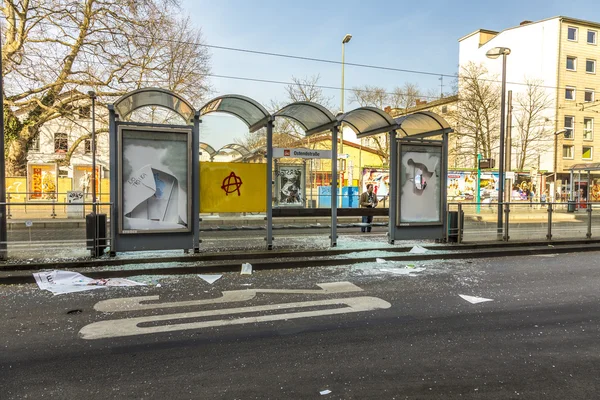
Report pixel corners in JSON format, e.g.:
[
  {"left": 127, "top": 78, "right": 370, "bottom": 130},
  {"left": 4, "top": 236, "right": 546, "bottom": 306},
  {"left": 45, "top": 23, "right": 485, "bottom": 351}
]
[{"left": 459, "top": 16, "right": 600, "bottom": 195}]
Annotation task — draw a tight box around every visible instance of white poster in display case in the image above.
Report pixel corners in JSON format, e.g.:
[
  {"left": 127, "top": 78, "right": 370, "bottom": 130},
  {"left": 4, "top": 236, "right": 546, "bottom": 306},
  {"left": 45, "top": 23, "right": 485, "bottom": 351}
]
[
  {"left": 398, "top": 143, "right": 443, "bottom": 225},
  {"left": 276, "top": 164, "right": 305, "bottom": 207},
  {"left": 118, "top": 126, "right": 191, "bottom": 234}
]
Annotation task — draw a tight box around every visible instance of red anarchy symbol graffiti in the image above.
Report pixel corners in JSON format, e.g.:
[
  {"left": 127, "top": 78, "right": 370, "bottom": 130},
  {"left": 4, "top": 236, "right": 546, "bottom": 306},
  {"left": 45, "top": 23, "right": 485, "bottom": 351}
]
[{"left": 221, "top": 172, "right": 243, "bottom": 196}]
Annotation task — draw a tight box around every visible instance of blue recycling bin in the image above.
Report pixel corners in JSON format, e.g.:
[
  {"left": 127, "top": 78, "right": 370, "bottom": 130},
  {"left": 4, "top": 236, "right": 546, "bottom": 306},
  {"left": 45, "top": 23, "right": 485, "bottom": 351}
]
[
  {"left": 341, "top": 186, "right": 360, "bottom": 208},
  {"left": 318, "top": 186, "right": 332, "bottom": 208}
]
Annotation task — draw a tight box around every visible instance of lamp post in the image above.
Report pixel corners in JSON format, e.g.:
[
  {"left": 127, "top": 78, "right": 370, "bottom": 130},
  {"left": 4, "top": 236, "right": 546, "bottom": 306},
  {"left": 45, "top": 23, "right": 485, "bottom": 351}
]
[
  {"left": 486, "top": 46, "right": 511, "bottom": 237},
  {"left": 553, "top": 129, "right": 567, "bottom": 201},
  {"left": 340, "top": 33, "right": 352, "bottom": 156},
  {"left": 0, "top": 34, "right": 6, "bottom": 260},
  {"left": 87, "top": 91, "right": 97, "bottom": 211}
]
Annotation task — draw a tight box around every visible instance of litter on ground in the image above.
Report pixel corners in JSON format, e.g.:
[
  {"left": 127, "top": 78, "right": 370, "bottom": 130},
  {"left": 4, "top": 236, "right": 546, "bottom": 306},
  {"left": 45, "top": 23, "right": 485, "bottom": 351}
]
[
  {"left": 320, "top": 389, "right": 332, "bottom": 395},
  {"left": 198, "top": 274, "right": 222, "bottom": 284},
  {"left": 459, "top": 294, "right": 494, "bottom": 304},
  {"left": 409, "top": 245, "right": 428, "bottom": 254},
  {"left": 241, "top": 263, "right": 253, "bottom": 275},
  {"left": 33, "top": 270, "right": 145, "bottom": 295}
]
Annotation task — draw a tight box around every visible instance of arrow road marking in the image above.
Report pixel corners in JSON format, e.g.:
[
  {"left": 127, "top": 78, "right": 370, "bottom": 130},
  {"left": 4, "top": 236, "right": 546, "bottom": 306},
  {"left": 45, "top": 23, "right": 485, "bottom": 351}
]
[
  {"left": 94, "top": 281, "right": 363, "bottom": 313},
  {"left": 79, "top": 296, "right": 391, "bottom": 340}
]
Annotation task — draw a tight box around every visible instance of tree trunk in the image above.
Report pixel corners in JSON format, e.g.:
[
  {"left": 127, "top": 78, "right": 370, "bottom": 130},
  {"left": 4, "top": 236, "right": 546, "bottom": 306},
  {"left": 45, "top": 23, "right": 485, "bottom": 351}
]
[{"left": 6, "top": 135, "right": 28, "bottom": 176}]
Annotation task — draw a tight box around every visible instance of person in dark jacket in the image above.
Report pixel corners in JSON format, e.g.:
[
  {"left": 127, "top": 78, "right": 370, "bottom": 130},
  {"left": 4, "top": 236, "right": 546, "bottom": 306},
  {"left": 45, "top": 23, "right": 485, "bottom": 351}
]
[{"left": 360, "top": 184, "right": 378, "bottom": 232}]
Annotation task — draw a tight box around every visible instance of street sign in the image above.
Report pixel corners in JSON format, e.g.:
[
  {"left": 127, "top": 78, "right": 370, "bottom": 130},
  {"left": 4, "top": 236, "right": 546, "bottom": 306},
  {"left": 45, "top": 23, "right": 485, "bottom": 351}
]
[
  {"left": 479, "top": 158, "right": 495, "bottom": 169},
  {"left": 273, "top": 148, "right": 332, "bottom": 159},
  {"left": 25, "top": 220, "right": 33, "bottom": 228}
]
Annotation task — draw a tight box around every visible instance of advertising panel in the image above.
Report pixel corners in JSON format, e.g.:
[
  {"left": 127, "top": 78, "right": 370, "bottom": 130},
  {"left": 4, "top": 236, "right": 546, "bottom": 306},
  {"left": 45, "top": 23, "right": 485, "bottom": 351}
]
[
  {"left": 118, "top": 127, "right": 191, "bottom": 234},
  {"left": 27, "top": 163, "right": 57, "bottom": 200},
  {"left": 199, "top": 162, "right": 266, "bottom": 213},
  {"left": 276, "top": 164, "right": 305, "bottom": 207},
  {"left": 362, "top": 168, "right": 389, "bottom": 203},
  {"left": 398, "top": 143, "right": 443, "bottom": 225},
  {"left": 72, "top": 164, "right": 100, "bottom": 197}
]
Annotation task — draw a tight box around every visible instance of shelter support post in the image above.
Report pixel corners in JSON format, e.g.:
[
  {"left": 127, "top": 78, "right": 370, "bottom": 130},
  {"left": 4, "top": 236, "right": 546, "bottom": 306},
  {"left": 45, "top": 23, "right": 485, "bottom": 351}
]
[
  {"left": 266, "top": 117, "right": 274, "bottom": 250},
  {"left": 193, "top": 112, "right": 201, "bottom": 253},
  {"left": 330, "top": 124, "right": 338, "bottom": 247},
  {"left": 570, "top": 170, "right": 574, "bottom": 201},
  {"left": 108, "top": 105, "right": 117, "bottom": 257},
  {"left": 388, "top": 130, "right": 397, "bottom": 244}
]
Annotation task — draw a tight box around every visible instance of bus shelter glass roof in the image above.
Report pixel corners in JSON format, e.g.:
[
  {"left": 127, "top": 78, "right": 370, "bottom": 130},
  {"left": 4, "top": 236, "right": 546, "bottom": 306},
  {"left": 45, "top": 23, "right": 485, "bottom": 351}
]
[
  {"left": 199, "top": 142, "right": 217, "bottom": 157},
  {"left": 200, "top": 95, "right": 270, "bottom": 133},
  {"left": 218, "top": 143, "right": 250, "bottom": 156},
  {"left": 394, "top": 111, "right": 452, "bottom": 138},
  {"left": 274, "top": 102, "right": 337, "bottom": 136},
  {"left": 113, "top": 88, "right": 195, "bottom": 123},
  {"left": 570, "top": 163, "right": 600, "bottom": 171},
  {"left": 339, "top": 107, "right": 398, "bottom": 138}
]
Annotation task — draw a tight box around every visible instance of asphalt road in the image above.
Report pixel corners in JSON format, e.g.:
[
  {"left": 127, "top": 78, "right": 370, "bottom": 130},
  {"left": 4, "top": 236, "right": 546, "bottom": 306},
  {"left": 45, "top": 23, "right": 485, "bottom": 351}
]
[{"left": 2, "top": 252, "right": 600, "bottom": 399}]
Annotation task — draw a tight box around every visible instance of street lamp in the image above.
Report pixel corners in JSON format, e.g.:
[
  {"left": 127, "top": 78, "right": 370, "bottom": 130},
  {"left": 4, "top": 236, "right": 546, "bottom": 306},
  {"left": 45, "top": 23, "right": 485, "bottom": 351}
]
[
  {"left": 340, "top": 33, "right": 352, "bottom": 157},
  {"left": 554, "top": 129, "right": 567, "bottom": 201},
  {"left": 486, "top": 46, "right": 511, "bottom": 237}
]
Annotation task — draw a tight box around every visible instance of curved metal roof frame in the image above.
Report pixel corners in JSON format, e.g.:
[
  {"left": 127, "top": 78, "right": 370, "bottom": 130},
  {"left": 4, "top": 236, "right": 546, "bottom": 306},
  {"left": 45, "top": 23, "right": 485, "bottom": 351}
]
[
  {"left": 113, "top": 87, "right": 195, "bottom": 124},
  {"left": 394, "top": 111, "right": 453, "bottom": 138},
  {"left": 199, "top": 142, "right": 217, "bottom": 157},
  {"left": 274, "top": 101, "right": 337, "bottom": 136},
  {"left": 570, "top": 163, "right": 600, "bottom": 171},
  {"left": 217, "top": 143, "right": 250, "bottom": 157},
  {"left": 338, "top": 107, "right": 398, "bottom": 138},
  {"left": 200, "top": 94, "right": 270, "bottom": 133}
]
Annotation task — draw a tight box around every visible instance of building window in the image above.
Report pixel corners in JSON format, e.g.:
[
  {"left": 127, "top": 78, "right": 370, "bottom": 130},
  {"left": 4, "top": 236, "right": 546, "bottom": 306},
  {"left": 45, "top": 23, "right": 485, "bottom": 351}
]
[
  {"left": 565, "top": 86, "right": 576, "bottom": 100},
  {"left": 582, "top": 146, "right": 593, "bottom": 160},
  {"left": 584, "top": 118, "right": 594, "bottom": 140},
  {"left": 30, "top": 135, "right": 40, "bottom": 152},
  {"left": 586, "top": 59, "right": 596, "bottom": 74},
  {"left": 568, "top": 26, "right": 578, "bottom": 41},
  {"left": 84, "top": 139, "right": 92, "bottom": 154},
  {"left": 585, "top": 89, "right": 595, "bottom": 102},
  {"left": 588, "top": 30, "right": 597, "bottom": 44},
  {"left": 441, "top": 105, "right": 448, "bottom": 114},
  {"left": 566, "top": 56, "right": 577, "bottom": 71},
  {"left": 565, "top": 116, "right": 575, "bottom": 138},
  {"left": 54, "top": 132, "right": 68, "bottom": 153},
  {"left": 563, "top": 145, "right": 574, "bottom": 159}
]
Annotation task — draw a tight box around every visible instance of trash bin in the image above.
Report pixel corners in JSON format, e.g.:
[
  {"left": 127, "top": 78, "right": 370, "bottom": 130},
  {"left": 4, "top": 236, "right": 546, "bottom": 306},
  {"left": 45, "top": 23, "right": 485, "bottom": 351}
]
[
  {"left": 86, "top": 213, "right": 107, "bottom": 256},
  {"left": 447, "top": 210, "right": 464, "bottom": 243},
  {"left": 567, "top": 200, "right": 576, "bottom": 213}
]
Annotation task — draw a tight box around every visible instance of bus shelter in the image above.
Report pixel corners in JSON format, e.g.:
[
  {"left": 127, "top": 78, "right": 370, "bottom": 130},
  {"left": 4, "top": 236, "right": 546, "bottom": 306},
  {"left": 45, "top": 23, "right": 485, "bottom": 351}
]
[
  {"left": 108, "top": 88, "right": 200, "bottom": 254},
  {"left": 348, "top": 110, "right": 453, "bottom": 243}
]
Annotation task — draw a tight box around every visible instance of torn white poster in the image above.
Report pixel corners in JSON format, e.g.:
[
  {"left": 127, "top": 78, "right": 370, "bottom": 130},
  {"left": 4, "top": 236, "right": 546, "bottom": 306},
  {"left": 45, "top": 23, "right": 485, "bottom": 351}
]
[
  {"left": 459, "top": 294, "right": 494, "bottom": 304},
  {"left": 33, "top": 270, "right": 145, "bottom": 295},
  {"left": 409, "top": 245, "right": 428, "bottom": 254},
  {"left": 198, "top": 274, "right": 222, "bottom": 284}
]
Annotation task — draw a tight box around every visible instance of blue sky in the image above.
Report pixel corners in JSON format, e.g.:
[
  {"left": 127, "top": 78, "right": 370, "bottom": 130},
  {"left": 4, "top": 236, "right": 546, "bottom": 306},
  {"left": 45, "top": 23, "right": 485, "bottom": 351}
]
[{"left": 182, "top": 0, "right": 600, "bottom": 148}]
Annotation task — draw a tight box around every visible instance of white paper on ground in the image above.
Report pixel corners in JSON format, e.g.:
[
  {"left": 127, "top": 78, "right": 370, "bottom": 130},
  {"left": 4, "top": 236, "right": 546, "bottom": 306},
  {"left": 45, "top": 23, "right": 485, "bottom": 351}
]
[
  {"left": 198, "top": 274, "right": 222, "bottom": 284},
  {"left": 241, "top": 263, "right": 253, "bottom": 275},
  {"left": 409, "top": 245, "right": 428, "bottom": 254},
  {"left": 380, "top": 267, "right": 426, "bottom": 275},
  {"left": 33, "top": 270, "right": 145, "bottom": 295},
  {"left": 320, "top": 390, "right": 332, "bottom": 395},
  {"left": 376, "top": 258, "right": 387, "bottom": 264},
  {"left": 459, "top": 294, "right": 494, "bottom": 304}
]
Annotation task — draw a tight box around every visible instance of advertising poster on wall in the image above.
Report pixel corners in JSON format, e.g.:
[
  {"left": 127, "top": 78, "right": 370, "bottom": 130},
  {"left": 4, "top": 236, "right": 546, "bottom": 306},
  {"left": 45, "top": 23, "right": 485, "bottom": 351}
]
[
  {"left": 27, "top": 163, "right": 57, "bottom": 200},
  {"left": 398, "top": 144, "right": 443, "bottom": 224},
  {"left": 276, "top": 164, "right": 305, "bottom": 207},
  {"left": 119, "top": 127, "right": 191, "bottom": 233},
  {"left": 447, "top": 171, "right": 477, "bottom": 201},
  {"left": 72, "top": 165, "right": 100, "bottom": 197},
  {"left": 362, "top": 168, "right": 389, "bottom": 203}
]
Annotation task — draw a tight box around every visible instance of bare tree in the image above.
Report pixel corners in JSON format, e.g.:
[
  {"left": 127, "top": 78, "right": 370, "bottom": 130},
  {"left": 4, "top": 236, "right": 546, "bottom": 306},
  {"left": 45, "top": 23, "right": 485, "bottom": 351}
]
[
  {"left": 513, "top": 79, "right": 554, "bottom": 171},
  {"left": 389, "top": 83, "right": 421, "bottom": 111},
  {"left": 456, "top": 62, "right": 501, "bottom": 168},
  {"left": 2, "top": 0, "right": 211, "bottom": 175}
]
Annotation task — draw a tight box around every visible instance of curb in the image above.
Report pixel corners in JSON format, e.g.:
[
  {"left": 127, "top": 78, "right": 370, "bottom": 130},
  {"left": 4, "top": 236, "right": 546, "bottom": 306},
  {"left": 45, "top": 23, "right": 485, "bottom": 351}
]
[{"left": 2, "top": 241, "right": 600, "bottom": 285}]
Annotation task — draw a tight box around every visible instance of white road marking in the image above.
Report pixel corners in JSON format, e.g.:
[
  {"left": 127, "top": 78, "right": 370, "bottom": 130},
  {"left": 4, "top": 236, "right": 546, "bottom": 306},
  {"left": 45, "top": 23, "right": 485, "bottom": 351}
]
[
  {"left": 94, "top": 281, "right": 363, "bottom": 313},
  {"left": 79, "top": 296, "right": 391, "bottom": 340}
]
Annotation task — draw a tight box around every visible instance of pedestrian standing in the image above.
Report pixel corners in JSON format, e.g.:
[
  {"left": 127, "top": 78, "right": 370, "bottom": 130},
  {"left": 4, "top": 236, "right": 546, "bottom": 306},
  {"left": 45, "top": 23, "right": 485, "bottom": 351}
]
[{"left": 360, "top": 184, "right": 378, "bottom": 233}]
